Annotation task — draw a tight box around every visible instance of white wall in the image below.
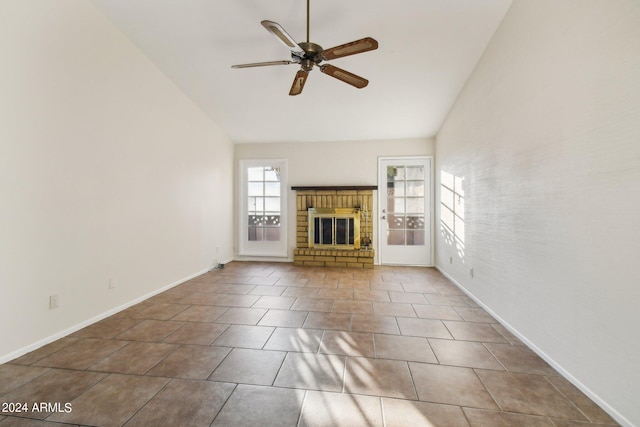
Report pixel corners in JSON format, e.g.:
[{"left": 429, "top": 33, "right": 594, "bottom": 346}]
[
  {"left": 435, "top": 1, "right": 640, "bottom": 425},
  {"left": 235, "top": 138, "right": 434, "bottom": 260},
  {"left": 0, "top": 0, "right": 234, "bottom": 361}
]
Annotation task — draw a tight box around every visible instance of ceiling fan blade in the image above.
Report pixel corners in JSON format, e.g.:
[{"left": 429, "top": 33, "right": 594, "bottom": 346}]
[
  {"left": 320, "top": 64, "right": 368, "bottom": 89},
  {"left": 289, "top": 70, "right": 309, "bottom": 96},
  {"left": 322, "top": 37, "right": 378, "bottom": 60},
  {"left": 231, "top": 60, "right": 294, "bottom": 69},
  {"left": 261, "top": 20, "right": 305, "bottom": 56}
]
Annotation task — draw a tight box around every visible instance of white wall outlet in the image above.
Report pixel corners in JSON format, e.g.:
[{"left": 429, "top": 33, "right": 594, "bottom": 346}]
[
  {"left": 49, "top": 294, "right": 59, "bottom": 309},
  {"left": 108, "top": 277, "right": 116, "bottom": 289},
  {"left": 449, "top": 256, "right": 453, "bottom": 264},
  {"left": 470, "top": 268, "right": 474, "bottom": 278}
]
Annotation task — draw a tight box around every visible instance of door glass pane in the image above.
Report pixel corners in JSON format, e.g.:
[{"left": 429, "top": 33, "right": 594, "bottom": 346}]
[
  {"left": 265, "top": 228, "right": 280, "bottom": 241},
  {"left": 248, "top": 182, "right": 263, "bottom": 196},
  {"left": 264, "top": 168, "right": 279, "bottom": 181},
  {"left": 405, "top": 166, "right": 424, "bottom": 180},
  {"left": 264, "top": 182, "right": 280, "bottom": 197},
  {"left": 406, "top": 230, "right": 425, "bottom": 246},
  {"left": 264, "top": 197, "right": 280, "bottom": 212},
  {"left": 387, "top": 230, "right": 405, "bottom": 245},
  {"left": 387, "top": 214, "right": 405, "bottom": 230},
  {"left": 248, "top": 167, "right": 264, "bottom": 181},
  {"left": 405, "top": 181, "right": 424, "bottom": 197},
  {"left": 406, "top": 197, "right": 424, "bottom": 213}
]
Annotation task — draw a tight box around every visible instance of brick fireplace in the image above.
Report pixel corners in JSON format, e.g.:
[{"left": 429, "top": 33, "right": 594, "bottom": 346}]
[{"left": 292, "top": 186, "right": 376, "bottom": 268}]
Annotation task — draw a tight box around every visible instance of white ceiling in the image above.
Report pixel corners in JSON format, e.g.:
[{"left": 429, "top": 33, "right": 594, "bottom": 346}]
[{"left": 90, "top": 0, "right": 512, "bottom": 144}]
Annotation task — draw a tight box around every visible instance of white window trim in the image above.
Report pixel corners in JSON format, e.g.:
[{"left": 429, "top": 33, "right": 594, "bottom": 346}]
[{"left": 238, "top": 159, "right": 288, "bottom": 257}]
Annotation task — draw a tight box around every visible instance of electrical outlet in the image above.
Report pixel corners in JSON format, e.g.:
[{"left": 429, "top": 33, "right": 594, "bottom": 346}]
[
  {"left": 470, "top": 268, "right": 474, "bottom": 278},
  {"left": 449, "top": 256, "right": 453, "bottom": 264},
  {"left": 108, "top": 277, "right": 116, "bottom": 290},
  {"left": 49, "top": 295, "right": 59, "bottom": 309}
]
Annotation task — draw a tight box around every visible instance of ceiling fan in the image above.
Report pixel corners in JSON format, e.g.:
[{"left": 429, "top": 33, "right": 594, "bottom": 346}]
[{"left": 231, "top": 0, "right": 379, "bottom": 96}]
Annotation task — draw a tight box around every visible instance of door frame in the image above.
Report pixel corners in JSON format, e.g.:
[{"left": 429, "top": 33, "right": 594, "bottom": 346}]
[{"left": 377, "top": 156, "right": 434, "bottom": 266}]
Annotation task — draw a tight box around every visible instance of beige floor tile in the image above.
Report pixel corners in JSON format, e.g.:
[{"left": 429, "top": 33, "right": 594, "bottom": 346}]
[
  {"left": 211, "top": 385, "right": 304, "bottom": 427},
  {"left": 545, "top": 376, "right": 619, "bottom": 424},
  {"left": 131, "top": 303, "right": 189, "bottom": 320},
  {"left": 258, "top": 309, "right": 309, "bottom": 327},
  {"left": 344, "top": 357, "right": 417, "bottom": 399},
  {"left": 209, "top": 348, "right": 285, "bottom": 385},
  {"left": 413, "top": 304, "right": 463, "bottom": 321},
  {"left": 89, "top": 342, "right": 178, "bottom": 374},
  {"left": 211, "top": 325, "right": 275, "bottom": 349},
  {"left": 125, "top": 379, "right": 234, "bottom": 427},
  {"left": 320, "top": 331, "right": 375, "bottom": 357},
  {"left": 146, "top": 345, "right": 230, "bottom": 379},
  {"left": 353, "top": 289, "right": 390, "bottom": 302},
  {"left": 463, "top": 408, "right": 555, "bottom": 427},
  {"left": 332, "top": 300, "right": 372, "bottom": 315},
  {"left": 443, "top": 321, "right": 508, "bottom": 343},
  {"left": 0, "top": 369, "right": 106, "bottom": 419},
  {"left": 383, "top": 398, "right": 470, "bottom": 427},
  {"left": 375, "top": 334, "right": 437, "bottom": 363},
  {"left": 397, "top": 318, "right": 452, "bottom": 339},
  {"left": 291, "top": 297, "right": 334, "bottom": 312},
  {"left": 475, "top": 370, "right": 588, "bottom": 420},
  {"left": 425, "top": 294, "right": 475, "bottom": 307},
  {"left": 8, "top": 337, "right": 82, "bottom": 366},
  {"left": 372, "top": 302, "right": 417, "bottom": 317},
  {"left": 72, "top": 318, "right": 142, "bottom": 339},
  {"left": 251, "top": 295, "right": 296, "bottom": 310},
  {"left": 316, "top": 288, "right": 354, "bottom": 300},
  {"left": 351, "top": 314, "right": 400, "bottom": 335},
  {"left": 388, "top": 291, "right": 428, "bottom": 304},
  {"left": 429, "top": 339, "right": 504, "bottom": 370},
  {"left": 170, "top": 305, "right": 227, "bottom": 322},
  {"left": 282, "top": 287, "right": 319, "bottom": 298},
  {"left": 248, "top": 285, "right": 286, "bottom": 296},
  {"left": 453, "top": 306, "right": 496, "bottom": 323},
  {"left": 303, "top": 312, "right": 351, "bottom": 330},
  {"left": 274, "top": 352, "right": 345, "bottom": 392},
  {"left": 299, "top": 390, "right": 383, "bottom": 427},
  {"left": 409, "top": 362, "right": 499, "bottom": 409},
  {"left": 114, "top": 320, "right": 184, "bottom": 342},
  {"left": 263, "top": 327, "right": 323, "bottom": 352},
  {"left": 213, "top": 307, "right": 267, "bottom": 325},
  {"left": 206, "top": 293, "right": 261, "bottom": 307},
  {"left": 33, "top": 339, "right": 129, "bottom": 370},
  {"left": 162, "top": 322, "right": 229, "bottom": 345},
  {"left": 217, "top": 284, "right": 256, "bottom": 294},
  {"left": 337, "top": 279, "right": 371, "bottom": 289},
  {"left": 48, "top": 373, "right": 169, "bottom": 427},
  {"left": 485, "top": 343, "right": 558, "bottom": 375}
]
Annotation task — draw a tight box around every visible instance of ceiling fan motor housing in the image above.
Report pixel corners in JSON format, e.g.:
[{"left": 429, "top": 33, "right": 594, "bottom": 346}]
[{"left": 296, "top": 42, "right": 324, "bottom": 70}]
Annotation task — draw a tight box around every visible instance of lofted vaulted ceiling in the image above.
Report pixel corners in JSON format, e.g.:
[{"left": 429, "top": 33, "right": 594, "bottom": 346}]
[{"left": 90, "top": 0, "right": 513, "bottom": 143}]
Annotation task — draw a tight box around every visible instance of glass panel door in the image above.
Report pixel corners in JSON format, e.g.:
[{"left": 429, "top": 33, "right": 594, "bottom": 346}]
[
  {"left": 378, "top": 157, "right": 432, "bottom": 266},
  {"left": 239, "top": 159, "right": 288, "bottom": 257}
]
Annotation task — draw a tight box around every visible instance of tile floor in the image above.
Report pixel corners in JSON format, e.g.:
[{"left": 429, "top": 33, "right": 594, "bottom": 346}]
[{"left": 0, "top": 262, "right": 618, "bottom": 426}]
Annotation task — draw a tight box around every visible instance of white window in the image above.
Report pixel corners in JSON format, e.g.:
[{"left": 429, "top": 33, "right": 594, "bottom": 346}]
[{"left": 239, "top": 159, "right": 288, "bottom": 257}]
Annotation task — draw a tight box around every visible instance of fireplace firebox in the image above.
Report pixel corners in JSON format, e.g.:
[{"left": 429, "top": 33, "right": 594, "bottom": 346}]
[{"left": 308, "top": 208, "right": 360, "bottom": 249}]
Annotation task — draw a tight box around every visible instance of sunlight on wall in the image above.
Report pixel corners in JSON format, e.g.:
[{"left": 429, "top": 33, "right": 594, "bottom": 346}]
[{"left": 440, "top": 171, "right": 466, "bottom": 263}]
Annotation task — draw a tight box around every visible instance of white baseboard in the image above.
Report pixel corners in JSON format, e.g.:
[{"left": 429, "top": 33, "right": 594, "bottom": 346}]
[
  {"left": 435, "top": 264, "right": 632, "bottom": 427},
  {"left": 0, "top": 268, "right": 209, "bottom": 365}
]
